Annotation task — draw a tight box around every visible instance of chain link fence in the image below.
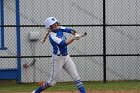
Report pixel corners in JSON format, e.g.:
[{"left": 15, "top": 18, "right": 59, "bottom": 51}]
[{"left": 0, "top": 0, "right": 140, "bottom": 87}]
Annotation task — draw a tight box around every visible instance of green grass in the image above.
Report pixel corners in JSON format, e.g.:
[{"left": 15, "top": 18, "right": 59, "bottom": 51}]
[
  {"left": 91, "top": 81, "right": 140, "bottom": 91},
  {"left": 0, "top": 81, "right": 140, "bottom": 92}
]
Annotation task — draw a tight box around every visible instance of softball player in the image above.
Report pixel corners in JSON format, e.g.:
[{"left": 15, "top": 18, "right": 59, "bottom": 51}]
[{"left": 32, "top": 17, "right": 86, "bottom": 93}]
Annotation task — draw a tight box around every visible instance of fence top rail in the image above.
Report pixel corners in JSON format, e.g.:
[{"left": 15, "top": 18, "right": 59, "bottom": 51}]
[
  {"left": 0, "top": 54, "right": 140, "bottom": 58},
  {"left": 0, "top": 24, "right": 140, "bottom": 27}
]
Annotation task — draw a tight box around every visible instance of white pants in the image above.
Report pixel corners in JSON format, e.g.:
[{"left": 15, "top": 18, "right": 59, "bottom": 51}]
[{"left": 48, "top": 54, "right": 80, "bottom": 86}]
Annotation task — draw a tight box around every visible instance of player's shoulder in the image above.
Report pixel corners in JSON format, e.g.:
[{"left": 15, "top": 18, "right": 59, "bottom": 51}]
[
  {"left": 59, "top": 26, "right": 66, "bottom": 30},
  {"left": 49, "top": 32, "right": 56, "bottom": 37}
]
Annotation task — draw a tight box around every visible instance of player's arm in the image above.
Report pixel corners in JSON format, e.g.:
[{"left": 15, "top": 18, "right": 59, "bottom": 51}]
[
  {"left": 50, "top": 31, "right": 80, "bottom": 47},
  {"left": 66, "top": 28, "right": 78, "bottom": 35},
  {"left": 50, "top": 35, "right": 79, "bottom": 46},
  {"left": 71, "top": 29, "right": 78, "bottom": 35},
  {"left": 66, "top": 38, "right": 74, "bottom": 45},
  {"left": 60, "top": 26, "right": 78, "bottom": 35},
  {"left": 63, "top": 28, "right": 80, "bottom": 45},
  {"left": 57, "top": 38, "right": 78, "bottom": 46},
  {"left": 58, "top": 38, "right": 76, "bottom": 46},
  {"left": 62, "top": 27, "right": 81, "bottom": 38},
  {"left": 66, "top": 37, "right": 79, "bottom": 45}
]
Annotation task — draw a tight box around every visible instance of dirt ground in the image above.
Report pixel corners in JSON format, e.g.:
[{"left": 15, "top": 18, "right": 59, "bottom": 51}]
[{"left": 0, "top": 91, "right": 140, "bottom": 93}]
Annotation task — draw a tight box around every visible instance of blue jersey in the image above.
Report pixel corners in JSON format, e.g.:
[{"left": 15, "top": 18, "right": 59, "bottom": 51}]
[{"left": 49, "top": 26, "right": 74, "bottom": 55}]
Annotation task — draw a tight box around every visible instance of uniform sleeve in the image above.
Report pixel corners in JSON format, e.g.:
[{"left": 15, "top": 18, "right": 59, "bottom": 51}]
[
  {"left": 49, "top": 34, "right": 67, "bottom": 46},
  {"left": 60, "top": 26, "right": 76, "bottom": 34}
]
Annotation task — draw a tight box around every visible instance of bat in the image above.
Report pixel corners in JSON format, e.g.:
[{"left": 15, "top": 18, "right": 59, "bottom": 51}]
[
  {"left": 74, "top": 32, "right": 87, "bottom": 40},
  {"left": 79, "top": 32, "right": 87, "bottom": 38},
  {"left": 75, "top": 32, "right": 87, "bottom": 38}
]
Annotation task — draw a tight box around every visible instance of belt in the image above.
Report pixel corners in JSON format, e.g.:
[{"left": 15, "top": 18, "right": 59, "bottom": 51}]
[{"left": 56, "top": 54, "right": 68, "bottom": 56}]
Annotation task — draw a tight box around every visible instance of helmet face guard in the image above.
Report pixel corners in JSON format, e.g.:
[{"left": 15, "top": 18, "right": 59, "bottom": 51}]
[{"left": 44, "top": 17, "right": 58, "bottom": 29}]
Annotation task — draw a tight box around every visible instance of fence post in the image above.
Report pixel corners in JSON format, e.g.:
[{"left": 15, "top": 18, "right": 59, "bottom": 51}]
[
  {"left": 103, "top": 0, "right": 106, "bottom": 83},
  {"left": 0, "top": 0, "right": 7, "bottom": 50},
  {"left": 16, "top": 0, "right": 21, "bottom": 83}
]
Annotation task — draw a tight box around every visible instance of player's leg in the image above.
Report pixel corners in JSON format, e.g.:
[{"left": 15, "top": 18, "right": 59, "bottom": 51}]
[
  {"left": 63, "top": 55, "right": 86, "bottom": 93},
  {"left": 33, "top": 55, "right": 64, "bottom": 93}
]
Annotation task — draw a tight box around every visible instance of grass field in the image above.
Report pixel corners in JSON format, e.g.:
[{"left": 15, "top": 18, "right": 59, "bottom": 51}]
[{"left": 0, "top": 80, "right": 140, "bottom": 93}]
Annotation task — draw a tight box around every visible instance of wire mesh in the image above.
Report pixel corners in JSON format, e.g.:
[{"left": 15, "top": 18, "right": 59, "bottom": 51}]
[{"left": 0, "top": 1, "right": 140, "bottom": 92}]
